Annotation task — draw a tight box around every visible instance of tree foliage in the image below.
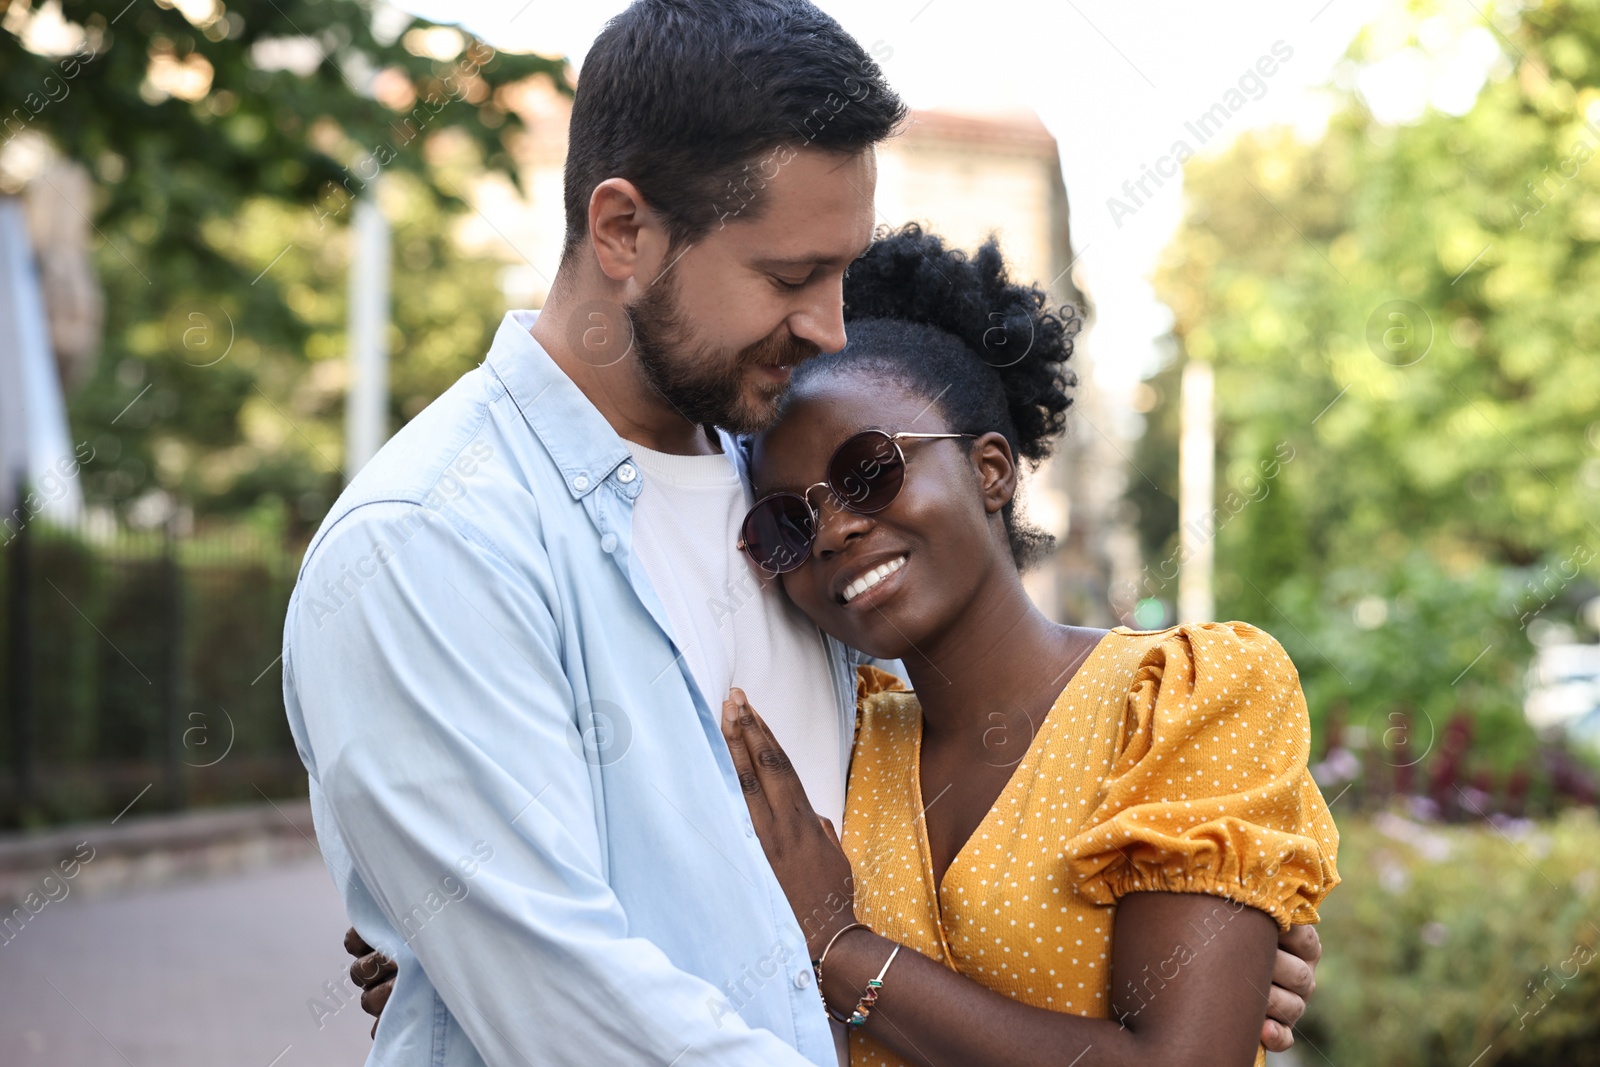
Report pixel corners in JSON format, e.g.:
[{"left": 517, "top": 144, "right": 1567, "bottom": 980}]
[
  {"left": 2, "top": 0, "right": 567, "bottom": 528},
  {"left": 1144, "top": 0, "right": 1600, "bottom": 768}
]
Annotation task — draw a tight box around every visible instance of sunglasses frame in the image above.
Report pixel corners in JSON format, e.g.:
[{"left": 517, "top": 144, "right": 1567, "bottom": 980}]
[{"left": 737, "top": 429, "right": 976, "bottom": 574}]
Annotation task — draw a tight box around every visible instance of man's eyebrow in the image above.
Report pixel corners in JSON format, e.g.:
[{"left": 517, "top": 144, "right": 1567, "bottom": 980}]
[{"left": 753, "top": 243, "right": 873, "bottom": 271}]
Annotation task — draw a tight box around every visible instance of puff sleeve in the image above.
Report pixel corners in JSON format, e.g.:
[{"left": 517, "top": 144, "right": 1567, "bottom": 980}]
[
  {"left": 854, "top": 664, "right": 907, "bottom": 747},
  {"left": 856, "top": 663, "right": 908, "bottom": 702},
  {"left": 1065, "top": 622, "right": 1340, "bottom": 930}
]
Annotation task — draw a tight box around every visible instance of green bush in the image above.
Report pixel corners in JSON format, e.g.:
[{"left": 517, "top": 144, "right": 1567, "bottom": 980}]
[
  {"left": 1304, "top": 811, "right": 1600, "bottom": 1066},
  {"left": 1, "top": 521, "right": 303, "bottom": 826},
  {"left": 1235, "top": 554, "right": 1547, "bottom": 777}
]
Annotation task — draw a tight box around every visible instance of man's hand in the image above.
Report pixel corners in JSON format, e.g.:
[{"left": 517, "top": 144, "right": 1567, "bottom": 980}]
[
  {"left": 344, "top": 927, "right": 397, "bottom": 1038},
  {"left": 1262, "top": 924, "right": 1321, "bottom": 1051}
]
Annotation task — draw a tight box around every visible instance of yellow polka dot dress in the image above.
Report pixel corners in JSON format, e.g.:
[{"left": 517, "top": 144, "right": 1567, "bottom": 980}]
[{"left": 843, "top": 622, "right": 1341, "bottom": 1067}]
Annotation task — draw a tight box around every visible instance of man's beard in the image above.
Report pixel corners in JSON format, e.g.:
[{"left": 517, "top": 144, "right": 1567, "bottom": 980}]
[{"left": 626, "top": 274, "right": 820, "bottom": 435}]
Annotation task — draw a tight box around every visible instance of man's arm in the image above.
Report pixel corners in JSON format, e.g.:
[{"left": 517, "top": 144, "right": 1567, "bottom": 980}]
[{"left": 292, "top": 504, "right": 812, "bottom": 1065}]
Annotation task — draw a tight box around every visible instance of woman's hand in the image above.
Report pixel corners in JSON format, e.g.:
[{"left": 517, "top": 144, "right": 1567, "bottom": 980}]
[
  {"left": 721, "top": 688, "right": 858, "bottom": 959},
  {"left": 344, "top": 927, "right": 396, "bottom": 1038}
]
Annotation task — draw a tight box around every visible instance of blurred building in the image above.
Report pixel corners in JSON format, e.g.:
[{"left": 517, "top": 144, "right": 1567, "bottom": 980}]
[
  {"left": 0, "top": 160, "right": 96, "bottom": 525},
  {"left": 1526, "top": 641, "right": 1600, "bottom": 753},
  {"left": 465, "top": 79, "right": 1127, "bottom": 625}
]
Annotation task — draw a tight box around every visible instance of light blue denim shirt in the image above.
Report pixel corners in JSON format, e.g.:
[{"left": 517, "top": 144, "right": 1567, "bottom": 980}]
[{"left": 283, "top": 311, "right": 863, "bottom": 1066}]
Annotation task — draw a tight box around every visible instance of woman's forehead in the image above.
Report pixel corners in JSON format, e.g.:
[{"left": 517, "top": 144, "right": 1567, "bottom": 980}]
[
  {"left": 787, "top": 370, "right": 935, "bottom": 429},
  {"left": 753, "top": 376, "right": 943, "bottom": 486}
]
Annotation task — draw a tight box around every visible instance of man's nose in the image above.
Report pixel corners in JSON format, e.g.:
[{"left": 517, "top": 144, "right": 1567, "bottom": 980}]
[{"left": 789, "top": 276, "right": 848, "bottom": 354}]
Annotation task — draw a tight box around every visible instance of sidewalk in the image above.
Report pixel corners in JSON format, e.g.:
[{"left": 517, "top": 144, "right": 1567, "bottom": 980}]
[
  {"left": 0, "top": 799, "right": 374, "bottom": 1066},
  {"left": 1, "top": 851, "right": 372, "bottom": 1066},
  {"left": 0, "top": 797, "right": 321, "bottom": 910}
]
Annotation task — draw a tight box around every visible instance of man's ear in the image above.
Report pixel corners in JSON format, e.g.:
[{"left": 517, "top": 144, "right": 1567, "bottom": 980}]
[
  {"left": 587, "top": 178, "right": 669, "bottom": 283},
  {"left": 971, "top": 432, "right": 1017, "bottom": 515}
]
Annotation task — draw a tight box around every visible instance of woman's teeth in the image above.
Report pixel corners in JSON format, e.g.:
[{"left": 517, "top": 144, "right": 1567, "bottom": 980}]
[{"left": 842, "top": 555, "right": 907, "bottom": 604}]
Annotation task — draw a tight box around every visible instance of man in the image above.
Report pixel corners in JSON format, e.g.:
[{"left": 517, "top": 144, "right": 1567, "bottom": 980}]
[{"left": 286, "top": 2, "right": 1320, "bottom": 1065}]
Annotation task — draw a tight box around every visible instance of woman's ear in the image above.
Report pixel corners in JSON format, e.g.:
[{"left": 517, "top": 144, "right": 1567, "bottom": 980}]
[{"left": 971, "top": 432, "right": 1017, "bottom": 515}]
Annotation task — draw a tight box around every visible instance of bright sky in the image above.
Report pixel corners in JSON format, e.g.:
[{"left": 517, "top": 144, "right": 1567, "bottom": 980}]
[{"left": 395, "top": 0, "right": 1501, "bottom": 400}]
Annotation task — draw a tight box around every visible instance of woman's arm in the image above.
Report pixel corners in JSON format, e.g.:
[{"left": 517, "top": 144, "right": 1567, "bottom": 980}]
[
  {"left": 722, "top": 691, "right": 1278, "bottom": 1067},
  {"left": 816, "top": 893, "right": 1275, "bottom": 1067}
]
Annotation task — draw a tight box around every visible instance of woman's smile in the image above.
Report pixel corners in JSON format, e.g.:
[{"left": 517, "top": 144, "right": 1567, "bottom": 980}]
[
  {"left": 834, "top": 551, "right": 910, "bottom": 607},
  {"left": 749, "top": 374, "right": 1005, "bottom": 661}
]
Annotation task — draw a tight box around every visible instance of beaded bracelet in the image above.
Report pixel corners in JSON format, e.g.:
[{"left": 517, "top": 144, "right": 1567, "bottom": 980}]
[{"left": 827, "top": 943, "right": 901, "bottom": 1029}]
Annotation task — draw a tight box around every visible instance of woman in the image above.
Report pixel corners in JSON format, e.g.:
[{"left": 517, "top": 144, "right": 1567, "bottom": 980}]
[
  {"left": 719, "top": 224, "right": 1339, "bottom": 1066},
  {"left": 344, "top": 225, "right": 1336, "bottom": 1062}
]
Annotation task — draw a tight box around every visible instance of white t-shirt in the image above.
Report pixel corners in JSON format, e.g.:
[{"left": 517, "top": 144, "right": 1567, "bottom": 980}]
[{"left": 627, "top": 438, "right": 846, "bottom": 828}]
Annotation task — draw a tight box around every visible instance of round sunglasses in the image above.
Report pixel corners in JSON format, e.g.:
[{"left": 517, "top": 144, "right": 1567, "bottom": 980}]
[{"left": 737, "top": 429, "right": 976, "bottom": 574}]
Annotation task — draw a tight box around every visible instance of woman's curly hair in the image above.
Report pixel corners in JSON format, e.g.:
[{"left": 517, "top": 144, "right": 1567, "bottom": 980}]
[{"left": 788, "top": 222, "right": 1083, "bottom": 569}]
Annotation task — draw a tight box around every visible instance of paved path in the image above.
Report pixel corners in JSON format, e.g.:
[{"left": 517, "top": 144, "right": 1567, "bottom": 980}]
[
  {"left": 1, "top": 856, "right": 373, "bottom": 1067},
  {"left": 0, "top": 852, "right": 1310, "bottom": 1067}
]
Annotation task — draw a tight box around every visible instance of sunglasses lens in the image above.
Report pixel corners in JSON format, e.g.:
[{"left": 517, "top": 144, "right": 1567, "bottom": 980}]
[
  {"left": 740, "top": 494, "right": 815, "bottom": 573},
  {"left": 828, "top": 432, "right": 905, "bottom": 514}
]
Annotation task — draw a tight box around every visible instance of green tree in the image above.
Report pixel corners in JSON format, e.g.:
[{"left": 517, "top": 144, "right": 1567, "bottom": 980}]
[
  {"left": 1145, "top": 0, "right": 1600, "bottom": 768},
  {"left": 3, "top": 0, "right": 566, "bottom": 527}
]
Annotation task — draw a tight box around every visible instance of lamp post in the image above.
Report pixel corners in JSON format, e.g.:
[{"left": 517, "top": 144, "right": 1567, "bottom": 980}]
[
  {"left": 344, "top": 184, "right": 391, "bottom": 481},
  {"left": 1178, "top": 359, "right": 1215, "bottom": 624}
]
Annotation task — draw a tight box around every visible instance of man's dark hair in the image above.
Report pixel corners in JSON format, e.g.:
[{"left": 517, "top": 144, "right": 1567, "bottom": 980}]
[{"left": 562, "top": 0, "right": 906, "bottom": 261}]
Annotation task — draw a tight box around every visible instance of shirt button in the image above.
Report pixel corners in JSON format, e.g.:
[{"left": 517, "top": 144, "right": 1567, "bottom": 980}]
[
  {"left": 616, "top": 463, "right": 637, "bottom": 484},
  {"left": 794, "top": 968, "right": 813, "bottom": 989},
  {"left": 600, "top": 533, "right": 618, "bottom": 553},
  {"left": 744, "top": 818, "right": 756, "bottom": 838},
  {"left": 572, "top": 473, "right": 590, "bottom": 492}
]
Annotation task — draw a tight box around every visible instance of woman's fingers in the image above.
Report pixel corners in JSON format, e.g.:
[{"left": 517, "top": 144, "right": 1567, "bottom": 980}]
[
  {"left": 818, "top": 816, "right": 840, "bottom": 847},
  {"left": 350, "top": 948, "right": 397, "bottom": 992},
  {"left": 343, "top": 926, "right": 373, "bottom": 958},
  {"left": 351, "top": 948, "right": 396, "bottom": 1038},
  {"left": 721, "top": 694, "right": 773, "bottom": 824},
  {"left": 359, "top": 966, "right": 395, "bottom": 1017},
  {"left": 344, "top": 930, "right": 394, "bottom": 1039},
  {"left": 728, "top": 688, "right": 804, "bottom": 809}
]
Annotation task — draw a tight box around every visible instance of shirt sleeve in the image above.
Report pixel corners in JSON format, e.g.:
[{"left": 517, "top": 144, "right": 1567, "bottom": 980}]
[
  {"left": 1064, "top": 622, "right": 1340, "bottom": 930},
  {"left": 288, "top": 502, "right": 814, "bottom": 1066}
]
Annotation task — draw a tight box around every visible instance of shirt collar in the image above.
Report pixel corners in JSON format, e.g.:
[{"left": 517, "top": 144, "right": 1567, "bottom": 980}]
[{"left": 486, "top": 310, "right": 634, "bottom": 500}]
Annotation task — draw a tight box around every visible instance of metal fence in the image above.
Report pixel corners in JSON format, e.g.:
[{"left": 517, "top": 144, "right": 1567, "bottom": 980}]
[
  {"left": 1, "top": 509, "right": 306, "bottom": 828},
  {"left": 7, "top": 499, "right": 1594, "bottom": 832}
]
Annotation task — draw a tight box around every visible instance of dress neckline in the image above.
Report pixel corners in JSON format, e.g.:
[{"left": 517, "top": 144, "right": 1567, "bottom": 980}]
[{"left": 907, "top": 629, "right": 1124, "bottom": 936}]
